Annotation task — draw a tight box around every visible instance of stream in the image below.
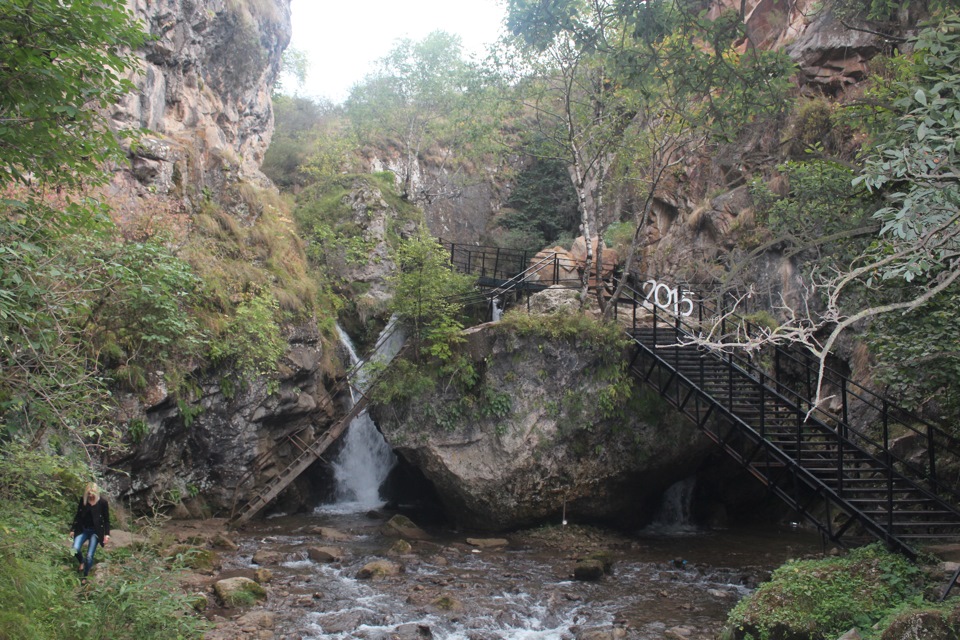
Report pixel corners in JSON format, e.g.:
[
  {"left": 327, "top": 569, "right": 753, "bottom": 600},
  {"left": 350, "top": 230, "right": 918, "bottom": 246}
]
[
  {"left": 204, "top": 325, "right": 824, "bottom": 638},
  {"left": 214, "top": 508, "right": 822, "bottom": 640}
]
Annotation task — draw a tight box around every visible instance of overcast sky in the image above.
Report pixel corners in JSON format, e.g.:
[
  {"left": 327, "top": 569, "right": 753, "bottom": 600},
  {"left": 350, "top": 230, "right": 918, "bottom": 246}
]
[{"left": 287, "top": 0, "right": 507, "bottom": 103}]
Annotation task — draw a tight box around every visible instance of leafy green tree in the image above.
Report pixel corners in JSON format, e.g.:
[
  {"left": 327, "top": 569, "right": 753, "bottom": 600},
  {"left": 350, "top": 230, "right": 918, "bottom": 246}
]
[
  {"left": 346, "top": 31, "right": 484, "bottom": 200},
  {"left": 499, "top": 156, "right": 580, "bottom": 251},
  {"left": 0, "top": 0, "right": 145, "bottom": 187},
  {"left": 0, "top": 0, "right": 174, "bottom": 446},
  {"left": 503, "top": 0, "right": 792, "bottom": 310},
  {"left": 389, "top": 232, "right": 476, "bottom": 369}
]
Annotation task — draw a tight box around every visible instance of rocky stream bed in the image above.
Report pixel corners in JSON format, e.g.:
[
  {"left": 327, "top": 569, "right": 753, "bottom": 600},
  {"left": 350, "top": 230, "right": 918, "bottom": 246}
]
[{"left": 159, "top": 509, "right": 824, "bottom": 640}]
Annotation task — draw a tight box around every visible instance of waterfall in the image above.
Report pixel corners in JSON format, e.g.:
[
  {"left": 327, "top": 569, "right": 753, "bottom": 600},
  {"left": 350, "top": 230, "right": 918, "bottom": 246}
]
[
  {"left": 491, "top": 296, "right": 503, "bottom": 322},
  {"left": 643, "top": 476, "right": 698, "bottom": 535},
  {"left": 323, "top": 321, "right": 402, "bottom": 513}
]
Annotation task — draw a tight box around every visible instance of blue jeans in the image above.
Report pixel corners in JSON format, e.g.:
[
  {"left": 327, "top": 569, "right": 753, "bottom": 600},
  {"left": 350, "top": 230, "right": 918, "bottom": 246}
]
[{"left": 72, "top": 530, "right": 99, "bottom": 576}]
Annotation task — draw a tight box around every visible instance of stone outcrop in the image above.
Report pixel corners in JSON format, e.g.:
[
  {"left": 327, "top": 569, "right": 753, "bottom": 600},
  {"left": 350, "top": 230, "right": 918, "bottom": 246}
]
[
  {"left": 372, "top": 299, "right": 715, "bottom": 531},
  {"left": 113, "top": 323, "right": 339, "bottom": 514},
  {"left": 119, "top": 0, "right": 291, "bottom": 188},
  {"left": 366, "top": 149, "right": 506, "bottom": 244}
]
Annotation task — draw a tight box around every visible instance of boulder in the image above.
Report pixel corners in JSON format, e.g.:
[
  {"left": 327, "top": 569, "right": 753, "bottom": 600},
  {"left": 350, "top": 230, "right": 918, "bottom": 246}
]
[
  {"left": 252, "top": 549, "right": 284, "bottom": 566},
  {"left": 466, "top": 537, "right": 509, "bottom": 549},
  {"left": 356, "top": 559, "right": 404, "bottom": 580},
  {"left": 373, "top": 319, "right": 712, "bottom": 531},
  {"left": 214, "top": 576, "right": 267, "bottom": 607},
  {"left": 380, "top": 515, "right": 431, "bottom": 540},
  {"left": 307, "top": 546, "right": 344, "bottom": 563},
  {"left": 574, "top": 558, "right": 606, "bottom": 581}
]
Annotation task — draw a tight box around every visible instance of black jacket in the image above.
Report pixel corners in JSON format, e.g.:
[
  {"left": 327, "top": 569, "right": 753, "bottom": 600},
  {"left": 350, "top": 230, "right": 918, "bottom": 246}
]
[{"left": 71, "top": 497, "right": 111, "bottom": 543}]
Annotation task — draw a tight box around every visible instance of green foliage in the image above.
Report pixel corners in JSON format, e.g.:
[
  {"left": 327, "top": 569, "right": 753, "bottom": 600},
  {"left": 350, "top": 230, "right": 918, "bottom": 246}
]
[
  {"left": 210, "top": 292, "right": 286, "bottom": 384},
  {"left": 0, "top": 442, "right": 87, "bottom": 513},
  {"left": 81, "top": 236, "right": 204, "bottom": 372},
  {"left": 262, "top": 96, "right": 358, "bottom": 188},
  {"left": 725, "top": 544, "right": 923, "bottom": 640},
  {"left": 498, "top": 157, "right": 580, "bottom": 251},
  {"left": 0, "top": 0, "right": 145, "bottom": 188},
  {"left": 750, "top": 159, "right": 877, "bottom": 268},
  {"left": 498, "top": 308, "right": 628, "bottom": 362},
  {"left": 867, "top": 283, "right": 960, "bottom": 421},
  {"left": 389, "top": 232, "right": 477, "bottom": 367},
  {"left": 854, "top": 14, "right": 960, "bottom": 284},
  {"left": 0, "top": 448, "right": 206, "bottom": 639},
  {"left": 346, "top": 31, "right": 493, "bottom": 198}
]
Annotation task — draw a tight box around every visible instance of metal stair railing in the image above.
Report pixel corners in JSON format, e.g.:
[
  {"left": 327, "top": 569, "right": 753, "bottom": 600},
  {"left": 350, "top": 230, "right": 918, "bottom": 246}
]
[
  {"left": 683, "top": 282, "right": 960, "bottom": 505},
  {"left": 611, "top": 280, "right": 960, "bottom": 557}
]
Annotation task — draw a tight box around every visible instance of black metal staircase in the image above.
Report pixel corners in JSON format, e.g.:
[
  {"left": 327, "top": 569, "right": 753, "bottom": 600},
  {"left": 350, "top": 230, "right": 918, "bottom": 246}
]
[{"left": 614, "top": 285, "right": 960, "bottom": 557}]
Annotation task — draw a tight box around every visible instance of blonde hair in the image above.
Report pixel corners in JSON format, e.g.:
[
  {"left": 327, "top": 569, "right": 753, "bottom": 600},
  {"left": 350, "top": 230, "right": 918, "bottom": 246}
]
[{"left": 84, "top": 483, "right": 100, "bottom": 503}]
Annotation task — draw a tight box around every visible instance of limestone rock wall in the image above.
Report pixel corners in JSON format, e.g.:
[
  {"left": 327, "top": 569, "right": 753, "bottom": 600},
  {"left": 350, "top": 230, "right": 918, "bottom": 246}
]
[{"left": 112, "top": 0, "right": 292, "bottom": 207}]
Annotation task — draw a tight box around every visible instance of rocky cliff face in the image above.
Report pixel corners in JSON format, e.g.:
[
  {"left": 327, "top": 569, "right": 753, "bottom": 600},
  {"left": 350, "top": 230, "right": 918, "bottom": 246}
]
[
  {"left": 112, "top": 0, "right": 291, "bottom": 206},
  {"left": 104, "top": 0, "right": 346, "bottom": 515}
]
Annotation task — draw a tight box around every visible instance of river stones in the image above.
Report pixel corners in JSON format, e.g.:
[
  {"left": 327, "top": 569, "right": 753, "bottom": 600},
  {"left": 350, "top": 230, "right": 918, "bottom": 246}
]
[
  {"left": 214, "top": 576, "right": 267, "bottom": 607},
  {"left": 307, "top": 546, "right": 344, "bottom": 563},
  {"left": 357, "top": 559, "right": 404, "bottom": 579},
  {"left": 380, "top": 514, "right": 431, "bottom": 540},
  {"left": 389, "top": 539, "right": 413, "bottom": 555},
  {"left": 308, "top": 526, "right": 353, "bottom": 542},
  {"left": 252, "top": 549, "right": 284, "bottom": 565},
  {"left": 466, "top": 537, "right": 509, "bottom": 548},
  {"left": 575, "top": 626, "right": 628, "bottom": 639},
  {"left": 573, "top": 558, "right": 606, "bottom": 581}
]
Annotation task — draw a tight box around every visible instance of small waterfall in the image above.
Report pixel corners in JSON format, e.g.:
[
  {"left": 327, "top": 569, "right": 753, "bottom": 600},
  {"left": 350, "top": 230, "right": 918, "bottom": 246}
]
[
  {"left": 490, "top": 296, "right": 503, "bottom": 322},
  {"left": 324, "top": 321, "right": 401, "bottom": 513},
  {"left": 643, "top": 476, "right": 698, "bottom": 535}
]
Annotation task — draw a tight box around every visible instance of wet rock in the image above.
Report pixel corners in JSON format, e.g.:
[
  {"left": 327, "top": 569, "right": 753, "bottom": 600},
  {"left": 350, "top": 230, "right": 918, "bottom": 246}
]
[
  {"left": 211, "top": 533, "right": 240, "bottom": 551},
  {"left": 309, "top": 526, "right": 353, "bottom": 542},
  {"left": 575, "top": 626, "right": 628, "bottom": 639},
  {"left": 665, "top": 626, "right": 693, "bottom": 639},
  {"left": 307, "top": 546, "right": 344, "bottom": 563},
  {"left": 392, "top": 623, "right": 433, "bottom": 638},
  {"left": 357, "top": 559, "right": 404, "bottom": 580},
  {"left": 380, "top": 514, "right": 431, "bottom": 540},
  {"left": 389, "top": 539, "right": 413, "bottom": 555},
  {"left": 431, "top": 594, "right": 464, "bottom": 611},
  {"left": 254, "top": 568, "right": 273, "bottom": 584},
  {"left": 252, "top": 549, "right": 284, "bottom": 566},
  {"left": 573, "top": 558, "right": 606, "bottom": 581},
  {"left": 214, "top": 576, "right": 267, "bottom": 607},
  {"left": 237, "top": 610, "right": 276, "bottom": 631},
  {"left": 838, "top": 629, "right": 863, "bottom": 640},
  {"left": 466, "top": 537, "right": 509, "bottom": 549}
]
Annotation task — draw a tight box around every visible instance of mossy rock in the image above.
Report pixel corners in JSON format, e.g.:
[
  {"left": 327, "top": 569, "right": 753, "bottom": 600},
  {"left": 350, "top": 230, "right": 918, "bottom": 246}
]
[
  {"left": 356, "top": 559, "right": 403, "bottom": 580},
  {"left": 214, "top": 576, "right": 267, "bottom": 608},
  {"left": 574, "top": 558, "right": 606, "bottom": 581},
  {"left": 380, "top": 515, "right": 430, "bottom": 540},
  {"left": 431, "top": 594, "right": 464, "bottom": 611},
  {"left": 879, "top": 610, "right": 956, "bottom": 640},
  {"left": 389, "top": 539, "right": 413, "bottom": 555},
  {"left": 166, "top": 544, "right": 219, "bottom": 572}
]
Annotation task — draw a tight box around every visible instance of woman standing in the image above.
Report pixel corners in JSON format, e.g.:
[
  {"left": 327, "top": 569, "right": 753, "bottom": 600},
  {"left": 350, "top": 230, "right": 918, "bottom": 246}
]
[{"left": 69, "top": 483, "right": 110, "bottom": 583}]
